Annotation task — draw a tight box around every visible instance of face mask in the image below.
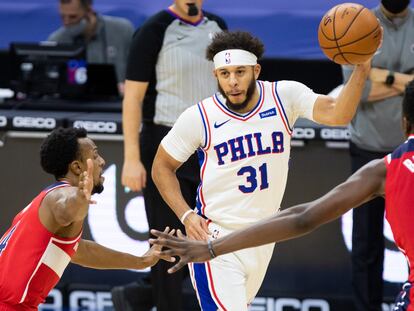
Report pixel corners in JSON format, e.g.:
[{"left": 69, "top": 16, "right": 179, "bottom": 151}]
[
  {"left": 381, "top": 0, "right": 410, "bottom": 14},
  {"left": 64, "top": 18, "right": 88, "bottom": 37},
  {"left": 187, "top": 3, "right": 199, "bottom": 16}
]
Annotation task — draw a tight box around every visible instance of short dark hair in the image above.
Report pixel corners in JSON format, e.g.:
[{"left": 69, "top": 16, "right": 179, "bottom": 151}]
[
  {"left": 59, "top": 0, "right": 92, "bottom": 9},
  {"left": 40, "top": 127, "right": 88, "bottom": 180},
  {"left": 206, "top": 31, "right": 265, "bottom": 61},
  {"left": 403, "top": 80, "right": 414, "bottom": 125}
]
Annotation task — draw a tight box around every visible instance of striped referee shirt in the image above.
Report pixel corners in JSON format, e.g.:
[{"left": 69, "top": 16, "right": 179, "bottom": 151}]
[{"left": 126, "top": 8, "right": 227, "bottom": 127}]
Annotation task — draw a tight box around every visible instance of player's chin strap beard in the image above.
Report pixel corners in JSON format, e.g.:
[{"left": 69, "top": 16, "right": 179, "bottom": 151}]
[
  {"left": 218, "top": 78, "right": 257, "bottom": 112},
  {"left": 187, "top": 3, "right": 199, "bottom": 16},
  {"left": 92, "top": 183, "right": 104, "bottom": 195}
]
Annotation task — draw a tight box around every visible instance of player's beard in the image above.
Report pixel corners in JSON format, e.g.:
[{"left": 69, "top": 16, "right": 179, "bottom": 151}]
[
  {"left": 92, "top": 181, "right": 104, "bottom": 194},
  {"left": 218, "top": 78, "right": 257, "bottom": 112},
  {"left": 187, "top": 3, "right": 199, "bottom": 16}
]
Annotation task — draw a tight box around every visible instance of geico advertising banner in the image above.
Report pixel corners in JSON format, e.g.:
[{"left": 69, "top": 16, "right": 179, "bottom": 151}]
[
  {"left": 40, "top": 289, "right": 399, "bottom": 311},
  {"left": 0, "top": 136, "right": 406, "bottom": 311}
]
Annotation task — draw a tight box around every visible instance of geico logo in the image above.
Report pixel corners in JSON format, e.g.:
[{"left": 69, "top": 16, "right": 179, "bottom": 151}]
[
  {"left": 73, "top": 121, "right": 117, "bottom": 133},
  {"left": 292, "top": 128, "right": 315, "bottom": 139},
  {"left": 69, "top": 291, "right": 113, "bottom": 310},
  {"left": 39, "top": 289, "right": 62, "bottom": 310},
  {"left": 13, "top": 117, "right": 56, "bottom": 129},
  {"left": 252, "top": 297, "right": 329, "bottom": 311},
  {"left": 0, "top": 116, "right": 7, "bottom": 127},
  {"left": 320, "top": 128, "right": 350, "bottom": 140},
  {"left": 382, "top": 303, "right": 397, "bottom": 311}
]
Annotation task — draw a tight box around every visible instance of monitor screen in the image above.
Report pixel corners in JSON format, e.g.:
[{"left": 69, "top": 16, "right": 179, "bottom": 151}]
[{"left": 9, "top": 41, "right": 87, "bottom": 99}]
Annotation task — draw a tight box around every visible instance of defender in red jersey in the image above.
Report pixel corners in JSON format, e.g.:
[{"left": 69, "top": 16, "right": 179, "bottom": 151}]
[
  {"left": 151, "top": 80, "right": 414, "bottom": 310},
  {"left": 0, "top": 127, "right": 173, "bottom": 311}
]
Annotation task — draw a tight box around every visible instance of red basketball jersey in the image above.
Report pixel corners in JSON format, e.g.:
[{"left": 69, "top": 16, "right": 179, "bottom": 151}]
[
  {"left": 0, "top": 181, "right": 82, "bottom": 310},
  {"left": 385, "top": 136, "right": 414, "bottom": 294}
]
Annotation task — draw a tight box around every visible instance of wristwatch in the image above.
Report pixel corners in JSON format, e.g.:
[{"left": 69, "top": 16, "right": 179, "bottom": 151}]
[{"left": 385, "top": 71, "right": 395, "bottom": 86}]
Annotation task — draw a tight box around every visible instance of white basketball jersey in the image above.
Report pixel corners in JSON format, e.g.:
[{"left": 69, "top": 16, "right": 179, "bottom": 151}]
[
  {"left": 197, "top": 80, "right": 294, "bottom": 230},
  {"left": 162, "top": 80, "right": 318, "bottom": 230}
]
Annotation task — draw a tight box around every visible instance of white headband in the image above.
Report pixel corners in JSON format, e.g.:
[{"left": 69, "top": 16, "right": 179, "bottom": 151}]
[{"left": 213, "top": 49, "right": 257, "bottom": 69}]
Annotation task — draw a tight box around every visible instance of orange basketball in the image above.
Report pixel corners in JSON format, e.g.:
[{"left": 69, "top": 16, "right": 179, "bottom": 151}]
[{"left": 318, "top": 3, "right": 381, "bottom": 65}]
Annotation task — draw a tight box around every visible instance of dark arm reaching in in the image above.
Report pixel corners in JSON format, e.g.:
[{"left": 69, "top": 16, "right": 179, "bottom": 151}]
[{"left": 150, "top": 158, "right": 386, "bottom": 273}]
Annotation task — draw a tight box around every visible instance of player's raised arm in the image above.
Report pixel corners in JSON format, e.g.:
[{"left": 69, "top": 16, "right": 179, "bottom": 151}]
[
  {"left": 150, "top": 158, "right": 386, "bottom": 273},
  {"left": 312, "top": 58, "right": 372, "bottom": 126},
  {"left": 42, "top": 159, "right": 95, "bottom": 227}
]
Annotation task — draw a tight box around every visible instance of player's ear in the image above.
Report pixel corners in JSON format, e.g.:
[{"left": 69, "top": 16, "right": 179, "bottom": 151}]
[
  {"left": 69, "top": 160, "right": 83, "bottom": 176},
  {"left": 213, "top": 69, "right": 218, "bottom": 78},
  {"left": 254, "top": 64, "right": 261, "bottom": 79}
]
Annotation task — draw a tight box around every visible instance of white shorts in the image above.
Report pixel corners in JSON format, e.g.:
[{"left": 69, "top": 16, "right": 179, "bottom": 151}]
[{"left": 188, "top": 222, "right": 275, "bottom": 311}]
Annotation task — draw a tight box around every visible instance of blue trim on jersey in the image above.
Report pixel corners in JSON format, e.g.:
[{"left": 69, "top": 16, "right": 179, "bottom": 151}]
[
  {"left": 197, "top": 103, "right": 209, "bottom": 149},
  {"left": 214, "top": 81, "right": 263, "bottom": 119},
  {"left": 197, "top": 148, "right": 205, "bottom": 173},
  {"left": 273, "top": 81, "right": 293, "bottom": 132},
  {"left": 44, "top": 181, "right": 70, "bottom": 191},
  {"left": 196, "top": 148, "right": 205, "bottom": 216},
  {"left": 195, "top": 186, "right": 203, "bottom": 216},
  {"left": 193, "top": 263, "right": 219, "bottom": 311},
  {"left": 391, "top": 139, "right": 414, "bottom": 160},
  {"left": 0, "top": 224, "right": 18, "bottom": 255}
]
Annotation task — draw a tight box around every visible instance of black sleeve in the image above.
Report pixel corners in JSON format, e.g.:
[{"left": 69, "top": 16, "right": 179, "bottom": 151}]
[
  {"left": 125, "top": 11, "right": 174, "bottom": 82},
  {"left": 204, "top": 12, "right": 228, "bottom": 31}
]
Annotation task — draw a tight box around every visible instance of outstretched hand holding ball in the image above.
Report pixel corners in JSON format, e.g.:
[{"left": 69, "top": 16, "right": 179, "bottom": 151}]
[{"left": 318, "top": 3, "right": 382, "bottom": 65}]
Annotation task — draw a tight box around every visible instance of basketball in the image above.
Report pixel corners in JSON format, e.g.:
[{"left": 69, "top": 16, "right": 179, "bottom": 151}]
[{"left": 318, "top": 3, "right": 381, "bottom": 65}]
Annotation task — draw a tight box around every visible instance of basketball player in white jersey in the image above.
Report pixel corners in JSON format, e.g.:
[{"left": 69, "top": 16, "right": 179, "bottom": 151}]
[{"left": 151, "top": 31, "right": 378, "bottom": 310}]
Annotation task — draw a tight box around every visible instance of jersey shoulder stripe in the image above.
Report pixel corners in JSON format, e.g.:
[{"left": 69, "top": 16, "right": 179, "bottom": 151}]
[
  {"left": 44, "top": 181, "right": 71, "bottom": 193},
  {"left": 271, "top": 81, "right": 292, "bottom": 135},
  {"left": 197, "top": 101, "right": 211, "bottom": 149},
  {"left": 390, "top": 136, "right": 414, "bottom": 160}
]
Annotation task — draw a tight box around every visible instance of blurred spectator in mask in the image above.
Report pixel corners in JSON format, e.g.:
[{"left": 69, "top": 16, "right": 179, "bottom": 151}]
[
  {"left": 48, "top": 0, "right": 134, "bottom": 93},
  {"left": 341, "top": 0, "right": 414, "bottom": 310}
]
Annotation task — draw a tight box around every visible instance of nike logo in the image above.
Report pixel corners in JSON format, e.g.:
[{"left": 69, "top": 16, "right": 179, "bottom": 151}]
[
  {"left": 214, "top": 119, "right": 231, "bottom": 128},
  {"left": 177, "top": 36, "right": 186, "bottom": 40}
]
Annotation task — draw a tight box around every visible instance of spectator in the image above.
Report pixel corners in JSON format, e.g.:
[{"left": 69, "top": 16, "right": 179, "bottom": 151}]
[
  {"left": 341, "top": 1, "right": 414, "bottom": 310},
  {"left": 121, "top": 1, "right": 227, "bottom": 310},
  {"left": 48, "top": 0, "right": 134, "bottom": 91}
]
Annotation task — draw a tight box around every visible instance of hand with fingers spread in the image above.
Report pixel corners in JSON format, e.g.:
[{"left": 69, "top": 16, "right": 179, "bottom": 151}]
[
  {"left": 183, "top": 212, "right": 210, "bottom": 241},
  {"left": 150, "top": 229, "right": 211, "bottom": 273},
  {"left": 78, "top": 159, "right": 96, "bottom": 204},
  {"left": 143, "top": 227, "right": 176, "bottom": 267}
]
